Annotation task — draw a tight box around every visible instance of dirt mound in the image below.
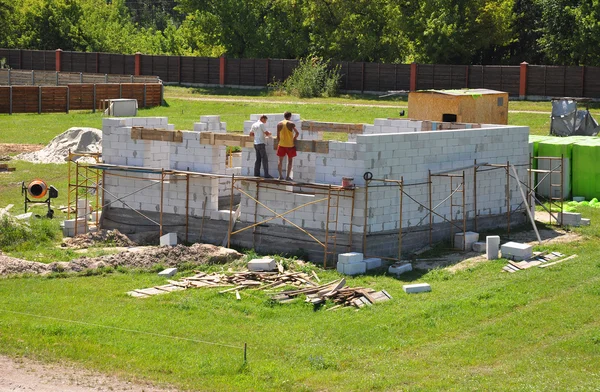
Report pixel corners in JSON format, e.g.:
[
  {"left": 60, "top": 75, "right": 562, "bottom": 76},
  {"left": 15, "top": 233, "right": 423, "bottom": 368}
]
[
  {"left": 15, "top": 128, "right": 101, "bottom": 164},
  {"left": 61, "top": 229, "right": 137, "bottom": 249},
  {"left": 0, "top": 143, "right": 43, "bottom": 156},
  {"left": 0, "top": 243, "right": 243, "bottom": 276}
]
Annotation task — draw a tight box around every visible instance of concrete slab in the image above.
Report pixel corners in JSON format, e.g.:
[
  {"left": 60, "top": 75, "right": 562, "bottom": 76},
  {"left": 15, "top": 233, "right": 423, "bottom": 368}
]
[
  {"left": 338, "top": 252, "right": 363, "bottom": 264},
  {"left": 160, "top": 232, "right": 178, "bottom": 246},
  {"left": 340, "top": 261, "right": 366, "bottom": 276},
  {"left": 403, "top": 283, "right": 431, "bottom": 294},
  {"left": 558, "top": 212, "right": 582, "bottom": 226},
  {"left": 501, "top": 241, "right": 533, "bottom": 261},
  {"left": 248, "top": 258, "right": 276, "bottom": 271},
  {"left": 472, "top": 241, "right": 486, "bottom": 253},
  {"left": 363, "top": 257, "right": 382, "bottom": 270},
  {"left": 389, "top": 262, "right": 412, "bottom": 275},
  {"left": 158, "top": 267, "right": 177, "bottom": 277},
  {"left": 486, "top": 235, "right": 500, "bottom": 260},
  {"left": 453, "top": 231, "right": 479, "bottom": 250}
]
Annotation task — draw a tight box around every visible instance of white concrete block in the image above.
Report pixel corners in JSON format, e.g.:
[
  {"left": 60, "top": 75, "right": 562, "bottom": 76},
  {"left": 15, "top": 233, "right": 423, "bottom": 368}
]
[
  {"left": 338, "top": 252, "right": 363, "bottom": 264},
  {"left": 403, "top": 283, "right": 431, "bottom": 294},
  {"left": 388, "top": 262, "right": 412, "bottom": 275},
  {"left": 248, "top": 258, "right": 276, "bottom": 271},
  {"left": 63, "top": 218, "right": 87, "bottom": 229},
  {"left": 486, "top": 235, "right": 500, "bottom": 260},
  {"left": 581, "top": 218, "right": 591, "bottom": 226},
  {"left": 501, "top": 241, "right": 533, "bottom": 261},
  {"left": 340, "top": 261, "right": 366, "bottom": 276},
  {"left": 453, "top": 231, "right": 479, "bottom": 250},
  {"left": 160, "top": 232, "right": 178, "bottom": 246},
  {"left": 15, "top": 212, "right": 33, "bottom": 220},
  {"left": 363, "top": 257, "right": 382, "bottom": 270},
  {"left": 472, "top": 241, "right": 486, "bottom": 253},
  {"left": 558, "top": 212, "right": 582, "bottom": 226},
  {"left": 158, "top": 267, "right": 177, "bottom": 277}
]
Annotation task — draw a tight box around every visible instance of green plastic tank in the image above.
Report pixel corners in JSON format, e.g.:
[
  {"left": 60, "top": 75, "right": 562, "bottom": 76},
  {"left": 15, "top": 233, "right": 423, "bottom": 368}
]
[{"left": 572, "top": 138, "right": 600, "bottom": 200}]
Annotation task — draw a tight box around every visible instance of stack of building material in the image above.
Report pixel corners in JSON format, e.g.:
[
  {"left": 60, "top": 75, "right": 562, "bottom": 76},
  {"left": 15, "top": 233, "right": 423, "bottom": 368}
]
[
  {"left": 271, "top": 278, "right": 392, "bottom": 309},
  {"left": 127, "top": 270, "right": 317, "bottom": 298},
  {"left": 502, "top": 251, "right": 575, "bottom": 272}
]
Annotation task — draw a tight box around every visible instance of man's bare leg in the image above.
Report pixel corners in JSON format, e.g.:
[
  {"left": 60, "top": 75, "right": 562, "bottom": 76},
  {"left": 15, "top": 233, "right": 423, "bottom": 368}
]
[
  {"left": 278, "top": 156, "right": 285, "bottom": 180},
  {"left": 286, "top": 158, "right": 293, "bottom": 180}
]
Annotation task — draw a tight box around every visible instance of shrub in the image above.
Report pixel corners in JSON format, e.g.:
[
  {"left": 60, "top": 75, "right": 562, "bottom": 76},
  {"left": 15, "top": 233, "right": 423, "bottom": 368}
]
[
  {"left": 270, "top": 57, "right": 341, "bottom": 98},
  {"left": 0, "top": 216, "right": 60, "bottom": 250}
]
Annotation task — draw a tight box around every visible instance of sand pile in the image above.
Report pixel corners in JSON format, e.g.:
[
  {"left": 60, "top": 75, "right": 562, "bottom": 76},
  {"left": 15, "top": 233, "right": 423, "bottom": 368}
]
[{"left": 16, "top": 127, "right": 102, "bottom": 164}]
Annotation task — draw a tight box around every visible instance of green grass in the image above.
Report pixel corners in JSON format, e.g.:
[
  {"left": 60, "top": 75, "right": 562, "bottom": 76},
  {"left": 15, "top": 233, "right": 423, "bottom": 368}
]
[
  {"left": 1, "top": 88, "right": 600, "bottom": 390},
  {"left": 0, "top": 231, "right": 599, "bottom": 390}
]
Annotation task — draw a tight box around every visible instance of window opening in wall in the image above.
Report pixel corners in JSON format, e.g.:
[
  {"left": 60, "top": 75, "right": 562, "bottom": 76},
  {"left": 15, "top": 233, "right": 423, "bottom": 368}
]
[{"left": 442, "top": 114, "right": 457, "bottom": 122}]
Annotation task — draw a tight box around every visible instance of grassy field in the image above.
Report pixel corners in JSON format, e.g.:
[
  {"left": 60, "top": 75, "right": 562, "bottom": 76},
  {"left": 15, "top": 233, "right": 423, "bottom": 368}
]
[{"left": 1, "top": 88, "right": 599, "bottom": 390}]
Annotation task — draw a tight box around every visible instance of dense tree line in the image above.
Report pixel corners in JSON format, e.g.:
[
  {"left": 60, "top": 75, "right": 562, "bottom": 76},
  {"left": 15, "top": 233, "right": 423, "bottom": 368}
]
[{"left": 0, "top": 0, "right": 599, "bottom": 66}]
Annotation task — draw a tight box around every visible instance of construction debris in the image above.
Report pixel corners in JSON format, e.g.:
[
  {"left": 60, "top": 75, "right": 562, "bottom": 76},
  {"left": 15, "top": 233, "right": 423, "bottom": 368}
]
[
  {"left": 502, "top": 251, "right": 575, "bottom": 272},
  {"left": 61, "top": 229, "right": 137, "bottom": 249},
  {"left": 128, "top": 270, "right": 317, "bottom": 298},
  {"left": 0, "top": 163, "right": 15, "bottom": 172},
  {"left": 128, "top": 271, "right": 392, "bottom": 310},
  {"left": 272, "top": 278, "right": 392, "bottom": 309}
]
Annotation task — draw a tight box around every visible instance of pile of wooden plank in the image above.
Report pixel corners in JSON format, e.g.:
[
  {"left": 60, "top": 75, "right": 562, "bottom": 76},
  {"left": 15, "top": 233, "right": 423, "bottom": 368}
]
[
  {"left": 127, "top": 270, "right": 317, "bottom": 298},
  {"left": 271, "top": 278, "right": 392, "bottom": 310},
  {"left": 502, "top": 251, "right": 577, "bottom": 272}
]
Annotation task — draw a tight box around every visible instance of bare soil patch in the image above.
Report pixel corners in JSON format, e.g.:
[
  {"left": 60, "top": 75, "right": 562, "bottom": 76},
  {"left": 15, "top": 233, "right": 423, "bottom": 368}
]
[
  {"left": 0, "top": 355, "right": 179, "bottom": 392},
  {"left": 0, "top": 143, "right": 43, "bottom": 155}
]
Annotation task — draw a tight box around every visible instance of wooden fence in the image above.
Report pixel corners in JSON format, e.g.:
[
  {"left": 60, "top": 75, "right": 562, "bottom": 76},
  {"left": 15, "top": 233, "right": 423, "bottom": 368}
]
[
  {"left": 2, "top": 48, "right": 600, "bottom": 98},
  {"left": 0, "top": 83, "right": 162, "bottom": 114},
  {"left": 0, "top": 69, "right": 160, "bottom": 86}
]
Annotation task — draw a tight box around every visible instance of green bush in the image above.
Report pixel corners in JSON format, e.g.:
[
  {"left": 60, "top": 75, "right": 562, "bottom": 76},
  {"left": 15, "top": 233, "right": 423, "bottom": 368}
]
[
  {"left": 270, "top": 57, "right": 341, "bottom": 98},
  {"left": 0, "top": 216, "right": 60, "bottom": 251}
]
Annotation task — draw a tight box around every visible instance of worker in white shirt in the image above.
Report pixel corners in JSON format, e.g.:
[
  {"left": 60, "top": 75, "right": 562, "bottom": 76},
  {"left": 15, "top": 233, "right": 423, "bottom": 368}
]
[{"left": 249, "top": 115, "right": 273, "bottom": 178}]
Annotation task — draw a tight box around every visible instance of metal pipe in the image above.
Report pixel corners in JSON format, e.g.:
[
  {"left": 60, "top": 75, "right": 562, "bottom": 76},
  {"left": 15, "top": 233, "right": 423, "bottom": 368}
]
[
  {"left": 324, "top": 185, "right": 332, "bottom": 268},
  {"left": 227, "top": 174, "right": 234, "bottom": 248},
  {"left": 185, "top": 173, "right": 189, "bottom": 243}
]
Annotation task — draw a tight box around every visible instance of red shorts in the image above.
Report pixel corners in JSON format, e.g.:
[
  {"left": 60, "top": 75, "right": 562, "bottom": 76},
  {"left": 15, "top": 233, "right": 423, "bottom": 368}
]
[{"left": 277, "top": 146, "right": 297, "bottom": 158}]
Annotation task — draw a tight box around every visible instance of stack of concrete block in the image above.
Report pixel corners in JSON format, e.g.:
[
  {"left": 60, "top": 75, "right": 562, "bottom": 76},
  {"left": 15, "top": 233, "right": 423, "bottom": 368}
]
[
  {"left": 501, "top": 241, "right": 533, "bottom": 261},
  {"left": 453, "top": 231, "right": 479, "bottom": 250},
  {"left": 363, "top": 119, "right": 422, "bottom": 135},
  {"left": 194, "top": 115, "right": 227, "bottom": 133},
  {"left": 336, "top": 252, "right": 366, "bottom": 276},
  {"left": 101, "top": 117, "right": 173, "bottom": 167},
  {"left": 63, "top": 218, "right": 87, "bottom": 237}
]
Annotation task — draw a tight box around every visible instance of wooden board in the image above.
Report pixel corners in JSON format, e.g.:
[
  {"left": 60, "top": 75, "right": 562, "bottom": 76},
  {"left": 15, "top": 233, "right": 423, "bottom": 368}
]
[
  {"left": 131, "top": 127, "right": 183, "bottom": 143},
  {"left": 199, "top": 132, "right": 254, "bottom": 148},
  {"left": 301, "top": 121, "right": 364, "bottom": 134}
]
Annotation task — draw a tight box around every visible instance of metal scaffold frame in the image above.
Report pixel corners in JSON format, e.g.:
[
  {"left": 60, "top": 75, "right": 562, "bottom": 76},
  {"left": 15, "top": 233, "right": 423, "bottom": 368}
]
[
  {"left": 67, "top": 151, "right": 102, "bottom": 234},
  {"left": 228, "top": 176, "right": 356, "bottom": 268}
]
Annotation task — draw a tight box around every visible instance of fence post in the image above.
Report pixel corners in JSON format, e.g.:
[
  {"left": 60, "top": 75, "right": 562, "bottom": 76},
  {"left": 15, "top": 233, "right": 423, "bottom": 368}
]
[
  {"left": 7, "top": 69, "right": 10, "bottom": 85},
  {"left": 361, "top": 62, "right": 365, "bottom": 93},
  {"left": 135, "top": 52, "right": 142, "bottom": 76},
  {"left": 581, "top": 66, "right": 586, "bottom": 97},
  {"left": 31, "top": 70, "right": 34, "bottom": 85},
  {"left": 56, "top": 71, "right": 59, "bottom": 86},
  {"left": 66, "top": 86, "right": 69, "bottom": 113},
  {"left": 55, "top": 49, "right": 62, "bottom": 72},
  {"left": 93, "top": 84, "right": 96, "bottom": 113},
  {"left": 9, "top": 86, "right": 12, "bottom": 114},
  {"left": 143, "top": 84, "right": 147, "bottom": 108},
  {"left": 80, "top": 72, "right": 83, "bottom": 83},
  {"left": 519, "top": 61, "right": 528, "bottom": 99},
  {"left": 105, "top": 74, "right": 108, "bottom": 83},
  {"left": 265, "top": 58, "right": 269, "bottom": 86},
  {"left": 410, "top": 62, "right": 418, "bottom": 91},
  {"left": 220, "top": 55, "right": 226, "bottom": 86},
  {"left": 38, "top": 86, "right": 41, "bottom": 114}
]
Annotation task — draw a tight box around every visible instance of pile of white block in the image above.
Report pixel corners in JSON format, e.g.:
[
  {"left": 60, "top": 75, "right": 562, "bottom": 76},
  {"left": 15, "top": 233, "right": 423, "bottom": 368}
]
[
  {"left": 62, "top": 200, "right": 91, "bottom": 237},
  {"left": 336, "top": 252, "right": 381, "bottom": 276},
  {"left": 558, "top": 212, "right": 590, "bottom": 227}
]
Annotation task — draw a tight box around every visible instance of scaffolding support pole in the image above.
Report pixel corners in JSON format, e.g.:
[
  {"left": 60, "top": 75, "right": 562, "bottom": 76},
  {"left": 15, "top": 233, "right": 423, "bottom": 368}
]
[
  {"left": 227, "top": 174, "right": 234, "bottom": 248},
  {"left": 324, "top": 185, "right": 332, "bottom": 268},
  {"left": 506, "top": 161, "right": 510, "bottom": 237},
  {"left": 473, "top": 159, "right": 478, "bottom": 232},
  {"left": 159, "top": 169, "right": 164, "bottom": 237},
  {"left": 185, "top": 173, "right": 190, "bottom": 243},
  {"left": 253, "top": 182, "right": 260, "bottom": 249},
  {"left": 362, "top": 180, "right": 370, "bottom": 255},
  {"left": 348, "top": 186, "right": 356, "bottom": 251},
  {"left": 428, "top": 170, "right": 433, "bottom": 246},
  {"left": 398, "top": 177, "right": 403, "bottom": 262}
]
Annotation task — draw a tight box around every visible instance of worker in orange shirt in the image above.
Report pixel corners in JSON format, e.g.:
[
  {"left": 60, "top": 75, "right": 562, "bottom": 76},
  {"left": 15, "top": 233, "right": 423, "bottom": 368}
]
[{"left": 276, "top": 111, "right": 300, "bottom": 181}]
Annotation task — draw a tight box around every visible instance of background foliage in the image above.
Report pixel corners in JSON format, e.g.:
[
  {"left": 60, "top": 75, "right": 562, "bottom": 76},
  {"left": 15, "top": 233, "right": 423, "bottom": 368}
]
[{"left": 0, "top": 0, "right": 599, "bottom": 65}]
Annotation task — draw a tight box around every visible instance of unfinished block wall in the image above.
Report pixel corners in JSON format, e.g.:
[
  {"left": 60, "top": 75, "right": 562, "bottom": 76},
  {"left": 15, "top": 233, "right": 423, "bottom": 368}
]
[{"left": 101, "top": 114, "right": 530, "bottom": 256}]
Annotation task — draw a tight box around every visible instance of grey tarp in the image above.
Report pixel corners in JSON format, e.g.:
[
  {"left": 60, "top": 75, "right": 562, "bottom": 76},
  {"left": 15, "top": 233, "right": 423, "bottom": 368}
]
[{"left": 550, "top": 99, "right": 598, "bottom": 136}]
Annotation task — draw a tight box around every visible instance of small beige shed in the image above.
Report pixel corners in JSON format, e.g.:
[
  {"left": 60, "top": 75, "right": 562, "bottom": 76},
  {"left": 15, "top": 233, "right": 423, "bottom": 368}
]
[{"left": 408, "top": 89, "right": 509, "bottom": 125}]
